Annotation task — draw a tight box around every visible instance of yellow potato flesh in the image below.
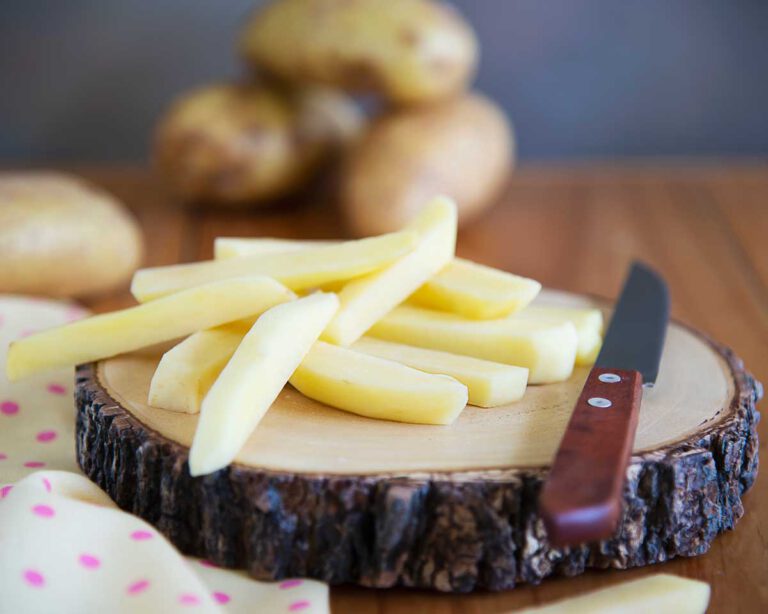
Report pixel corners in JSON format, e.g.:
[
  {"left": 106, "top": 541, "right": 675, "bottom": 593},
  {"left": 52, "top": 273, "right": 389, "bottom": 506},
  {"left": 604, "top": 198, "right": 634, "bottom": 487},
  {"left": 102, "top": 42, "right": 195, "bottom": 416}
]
[
  {"left": 6, "top": 277, "right": 294, "bottom": 381},
  {"left": 409, "top": 257, "right": 541, "bottom": 319},
  {"left": 513, "top": 305, "right": 603, "bottom": 366},
  {"left": 351, "top": 337, "right": 527, "bottom": 408},
  {"left": 517, "top": 574, "right": 710, "bottom": 614},
  {"left": 216, "top": 240, "right": 543, "bottom": 322},
  {"left": 131, "top": 230, "right": 417, "bottom": 302},
  {"left": 148, "top": 321, "right": 250, "bottom": 414},
  {"left": 189, "top": 293, "right": 339, "bottom": 476},
  {"left": 213, "top": 237, "right": 335, "bottom": 259},
  {"left": 322, "top": 196, "right": 457, "bottom": 346},
  {"left": 290, "top": 342, "right": 468, "bottom": 426},
  {"left": 369, "top": 305, "right": 578, "bottom": 384}
]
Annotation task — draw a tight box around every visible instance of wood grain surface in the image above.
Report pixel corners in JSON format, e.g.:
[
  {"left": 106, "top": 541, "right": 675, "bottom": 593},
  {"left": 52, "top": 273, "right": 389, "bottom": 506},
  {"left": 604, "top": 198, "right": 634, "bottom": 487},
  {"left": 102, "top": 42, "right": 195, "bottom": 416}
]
[{"left": 70, "top": 164, "right": 766, "bottom": 613}]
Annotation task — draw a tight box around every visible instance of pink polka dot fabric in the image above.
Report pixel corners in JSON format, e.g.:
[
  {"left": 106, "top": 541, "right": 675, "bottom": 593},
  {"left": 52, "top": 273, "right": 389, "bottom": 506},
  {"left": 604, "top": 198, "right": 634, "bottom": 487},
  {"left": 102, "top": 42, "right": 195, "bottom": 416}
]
[
  {"left": 1, "top": 400, "right": 19, "bottom": 415},
  {"left": 23, "top": 569, "right": 45, "bottom": 588},
  {"left": 213, "top": 591, "right": 231, "bottom": 604},
  {"left": 0, "top": 295, "right": 329, "bottom": 613},
  {"left": 31, "top": 503, "right": 55, "bottom": 517},
  {"left": 126, "top": 579, "right": 151, "bottom": 596},
  {"left": 0, "top": 296, "right": 85, "bottom": 483},
  {"left": 78, "top": 554, "right": 101, "bottom": 569},
  {"left": 47, "top": 383, "right": 67, "bottom": 395}
]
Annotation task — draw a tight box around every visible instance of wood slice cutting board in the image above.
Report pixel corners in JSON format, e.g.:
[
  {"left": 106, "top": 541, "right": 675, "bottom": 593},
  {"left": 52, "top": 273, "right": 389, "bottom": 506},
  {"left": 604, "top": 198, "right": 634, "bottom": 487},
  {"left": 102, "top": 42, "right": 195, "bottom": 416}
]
[{"left": 74, "top": 290, "right": 761, "bottom": 593}]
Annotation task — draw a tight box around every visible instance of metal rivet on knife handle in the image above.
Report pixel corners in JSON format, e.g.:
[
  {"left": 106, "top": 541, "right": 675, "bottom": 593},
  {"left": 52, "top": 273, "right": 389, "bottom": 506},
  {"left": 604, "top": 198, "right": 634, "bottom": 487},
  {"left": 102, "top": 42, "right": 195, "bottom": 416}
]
[
  {"left": 598, "top": 373, "right": 621, "bottom": 383},
  {"left": 588, "top": 397, "right": 612, "bottom": 408}
]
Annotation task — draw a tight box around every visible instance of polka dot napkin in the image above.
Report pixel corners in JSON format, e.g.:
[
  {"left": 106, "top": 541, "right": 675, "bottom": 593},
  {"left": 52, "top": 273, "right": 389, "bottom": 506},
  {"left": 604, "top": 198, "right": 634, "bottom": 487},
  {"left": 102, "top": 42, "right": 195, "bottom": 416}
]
[{"left": 0, "top": 295, "right": 329, "bottom": 614}]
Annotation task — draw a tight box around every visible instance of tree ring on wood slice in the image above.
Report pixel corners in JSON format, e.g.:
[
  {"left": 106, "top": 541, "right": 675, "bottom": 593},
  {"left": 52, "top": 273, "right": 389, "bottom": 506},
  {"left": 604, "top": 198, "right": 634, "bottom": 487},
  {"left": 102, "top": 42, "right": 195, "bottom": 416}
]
[{"left": 74, "top": 290, "right": 762, "bottom": 592}]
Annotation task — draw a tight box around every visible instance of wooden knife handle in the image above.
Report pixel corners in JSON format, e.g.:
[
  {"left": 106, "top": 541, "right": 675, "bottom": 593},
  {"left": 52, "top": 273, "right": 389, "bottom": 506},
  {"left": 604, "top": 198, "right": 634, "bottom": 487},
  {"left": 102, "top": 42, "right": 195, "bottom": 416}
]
[{"left": 539, "top": 367, "right": 643, "bottom": 546}]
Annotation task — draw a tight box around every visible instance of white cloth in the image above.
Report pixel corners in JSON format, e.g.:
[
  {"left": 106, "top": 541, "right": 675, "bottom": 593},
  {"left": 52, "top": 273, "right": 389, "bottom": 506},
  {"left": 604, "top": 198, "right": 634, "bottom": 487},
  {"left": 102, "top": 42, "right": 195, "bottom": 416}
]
[{"left": 0, "top": 295, "right": 329, "bottom": 614}]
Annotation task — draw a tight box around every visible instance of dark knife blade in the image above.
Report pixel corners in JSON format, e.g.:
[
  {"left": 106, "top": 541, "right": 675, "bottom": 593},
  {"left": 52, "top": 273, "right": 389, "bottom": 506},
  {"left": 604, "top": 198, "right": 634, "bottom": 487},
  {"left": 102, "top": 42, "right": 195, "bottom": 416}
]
[{"left": 595, "top": 262, "right": 670, "bottom": 385}]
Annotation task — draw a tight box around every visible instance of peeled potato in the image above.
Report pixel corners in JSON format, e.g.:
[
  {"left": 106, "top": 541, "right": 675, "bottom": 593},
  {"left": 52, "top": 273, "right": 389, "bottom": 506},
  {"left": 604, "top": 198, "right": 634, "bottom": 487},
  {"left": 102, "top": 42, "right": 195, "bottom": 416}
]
[
  {"left": 154, "top": 83, "right": 361, "bottom": 206},
  {"left": 517, "top": 574, "right": 710, "bottom": 614},
  {"left": 340, "top": 93, "right": 513, "bottom": 236},
  {"left": 240, "top": 0, "right": 478, "bottom": 105},
  {"left": 0, "top": 172, "right": 143, "bottom": 299}
]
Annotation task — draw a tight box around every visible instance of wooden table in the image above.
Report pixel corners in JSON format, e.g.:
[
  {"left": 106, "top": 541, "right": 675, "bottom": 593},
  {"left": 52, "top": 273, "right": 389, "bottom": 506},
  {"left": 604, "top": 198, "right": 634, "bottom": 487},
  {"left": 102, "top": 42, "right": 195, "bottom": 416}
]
[{"left": 76, "top": 164, "right": 766, "bottom": 613}]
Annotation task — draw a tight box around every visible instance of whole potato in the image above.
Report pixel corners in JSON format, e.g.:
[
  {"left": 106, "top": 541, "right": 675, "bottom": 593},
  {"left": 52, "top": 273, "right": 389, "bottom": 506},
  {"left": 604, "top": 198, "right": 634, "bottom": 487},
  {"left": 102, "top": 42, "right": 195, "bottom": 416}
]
[
  {"left": 0, "top": 172, "right": 143, "bottom": 298},
  {"left": 295, "top": 86, "right": 366, "bottom": 147},
  {"left": 240, "top": 0, "right": 478, "bottom": 105},
  {"left": 154, "top": 84, "right": 362, "bottom": 206},
  {"left": 340, "top": 93, "right": 514, "bottom": 236}
]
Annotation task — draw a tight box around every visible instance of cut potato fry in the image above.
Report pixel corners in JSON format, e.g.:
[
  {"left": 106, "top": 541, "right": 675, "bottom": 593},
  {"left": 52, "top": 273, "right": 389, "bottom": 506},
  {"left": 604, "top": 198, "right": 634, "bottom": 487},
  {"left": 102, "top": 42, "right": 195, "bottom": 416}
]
[
  {"left": 516, "top": 574, "right": 710, "bottom": 614},
  {"left": 369, "top": 305, "right": 578, "bottom": 384},
  {"left": 131, "top": 230, "right": 417, "bottom": 302},
  {"left": 6, "top": 277, "right": 294, "bottom": 381},
  {"left": 214, "top": 237, "right": 335, "bottom": 259},
  {"left": 189, "top": 292, "right": 339, "bottom": 476},
  {"left": 409, "top": 257, "right": 541, "bottom": 319},
  {"left": 322, "top": 196, "right": 457, "bottom": 346},
  {"left": 148, "top": 321, "right": 250, "bottom": 414},
  {"left": 351, "top": 337, "right": 527, "bottom": 407},
  {"left": 217, "top": 240, "right": 542, "bottom": 321},
  {"left": 290, "top": 342, "right": 468, "bottom": 425},
  {"left": 574, "top": 329, "right": 602, "bottom": 366},
  {"left": 513, "top": 305, "right": 603, "bottom": 366}
]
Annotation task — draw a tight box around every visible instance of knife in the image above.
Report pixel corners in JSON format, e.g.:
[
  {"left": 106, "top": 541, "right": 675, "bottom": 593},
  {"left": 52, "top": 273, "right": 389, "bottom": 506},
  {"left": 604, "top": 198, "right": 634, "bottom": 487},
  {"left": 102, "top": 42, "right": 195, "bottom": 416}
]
[{"left": 539, "top": 261, "right": 669, "bottom": 546}]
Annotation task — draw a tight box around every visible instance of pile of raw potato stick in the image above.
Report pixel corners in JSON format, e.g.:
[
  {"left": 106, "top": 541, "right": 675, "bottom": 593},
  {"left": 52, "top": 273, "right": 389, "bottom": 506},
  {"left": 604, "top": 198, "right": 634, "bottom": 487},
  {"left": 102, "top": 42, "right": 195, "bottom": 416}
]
[{"left": 6, "top": 197, "right": 602, "bottom": 477}]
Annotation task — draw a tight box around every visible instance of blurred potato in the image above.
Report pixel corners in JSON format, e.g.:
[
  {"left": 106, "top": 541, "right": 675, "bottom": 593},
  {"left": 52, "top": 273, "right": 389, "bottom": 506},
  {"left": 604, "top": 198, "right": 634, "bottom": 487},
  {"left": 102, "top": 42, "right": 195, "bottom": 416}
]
[
  {"left": 0, "top": 172, "right": 143, "bottom": 298},
  {"left": 154, "top": 83, "right": 362, "bottom": 207},
  {"left": 340, "top": 93, "right": 514, "bottom": 236},
  {"left": 240, "top": 0, "right": 478, "bottom": 105}
]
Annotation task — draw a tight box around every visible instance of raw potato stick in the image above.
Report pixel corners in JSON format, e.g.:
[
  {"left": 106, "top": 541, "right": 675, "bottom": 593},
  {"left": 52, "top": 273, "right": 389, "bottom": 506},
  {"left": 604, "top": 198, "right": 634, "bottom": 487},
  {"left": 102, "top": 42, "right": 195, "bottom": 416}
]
[
  {"left": 408, "top": 257, "right": 541, "bottom": 319},
  {"left": 512, "top": 305, "right": 603, "bottom": 366},
  {"left": 369, "top": 305, "right": 578, "bottom": 384},
  {"left": 131, "top": 230, "right": 417, "bottom": 302},
  {"left": 189, "top": 292, "right": 339, "bottom": 476},
  {"left": 6, "top": 276, "right": 294, "bottom": 381},
  {"left": 322, "top": 196, "right": 458, "bottom": 346},
  {"left": 148, "top": 321, "right": 251, "bottom": 414},
  {"left": 214, "top": 237, "right": 336, "bottom": 259},
  {"left": 215, "top": 238, "right": 541, "bottom": 321},
  {"left": 290, "top": 342, "right": 468, "bottom": 425},
  {"left": 515, "top": 574, "right": 710, "bottom": 614},
  {"left": 351, "top": 337, "right": 528, "bottom": 407}
]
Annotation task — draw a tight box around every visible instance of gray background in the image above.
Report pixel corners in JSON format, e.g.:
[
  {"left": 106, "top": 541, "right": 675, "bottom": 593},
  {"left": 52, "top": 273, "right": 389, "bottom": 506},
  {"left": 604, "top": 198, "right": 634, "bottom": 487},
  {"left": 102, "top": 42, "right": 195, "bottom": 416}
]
[{"left": 1, "top": 0, "right": 767, "bottom": 162}]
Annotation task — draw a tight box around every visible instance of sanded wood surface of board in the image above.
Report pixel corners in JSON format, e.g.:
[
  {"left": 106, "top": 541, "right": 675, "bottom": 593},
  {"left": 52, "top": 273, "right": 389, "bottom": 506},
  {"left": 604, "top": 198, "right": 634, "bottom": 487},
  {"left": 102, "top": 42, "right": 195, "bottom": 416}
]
[{"left": 67, "top": 165, "right": 766, "bottom": 613}]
